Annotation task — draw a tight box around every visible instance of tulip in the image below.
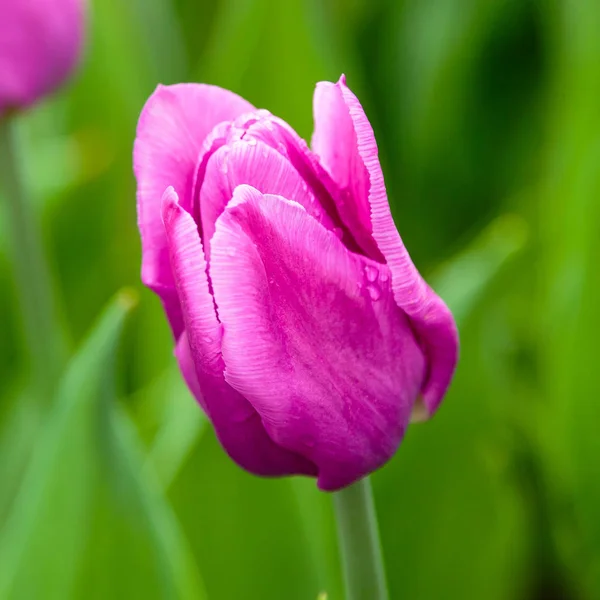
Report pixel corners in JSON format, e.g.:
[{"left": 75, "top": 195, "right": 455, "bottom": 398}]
[
  {"left": 133, "top": 76, "right": 458, "bottom": 491},
  {"left": 0, "top": 0, "right": 85, "bottom": 115}
]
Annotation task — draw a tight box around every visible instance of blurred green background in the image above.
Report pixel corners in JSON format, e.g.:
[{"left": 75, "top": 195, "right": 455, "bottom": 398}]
[{"left": 1, "top": 0, "right": 599, "bottom": 598}]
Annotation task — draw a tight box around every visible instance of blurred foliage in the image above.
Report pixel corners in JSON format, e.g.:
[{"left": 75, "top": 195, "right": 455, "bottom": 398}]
[{"left": 0, "top": 0, "right": 599, "bottom": 598}]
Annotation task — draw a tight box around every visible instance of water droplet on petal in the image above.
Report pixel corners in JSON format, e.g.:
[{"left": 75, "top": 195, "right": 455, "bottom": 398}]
[
  {"left": 364, "top": 264, "right": 378, "bottom": 282},
  {"left": 366, "top": 283, "right": 381, "bottom": 301},
  {"left": 247, "top": 137, "right": 257, "bottom": 147},
  {"left": 380, "top": 272, "right": 389, "bottom": 283}
]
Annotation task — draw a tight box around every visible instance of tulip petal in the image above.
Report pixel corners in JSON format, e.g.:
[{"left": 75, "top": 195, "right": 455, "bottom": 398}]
[
  {"left": 312, "top": 76, "right": 458, "bottom": 415},
  {"left": 134, "top": 83, "right": 254, "bottom": 335},
  {"left": 199, "top": 139, "right": 335, "bottom": 257},
  {"left": 210, "top": 185, "right": 426, "bottom": 491},
  {"left": 162, "top": 187, "right": 316, "bottom": 477},
  {"left": 311, "top": 81, "right": 383, "bottom": 261},
  {"left": 245, "top": 114, "right": 365, "bottom": 255}
]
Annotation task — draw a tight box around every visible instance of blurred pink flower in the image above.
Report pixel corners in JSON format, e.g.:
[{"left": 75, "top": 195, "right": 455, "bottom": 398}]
[
  {"left": 0, "top": 0, "right": 85, "bottom": 115},
  {"left": 133, "top": 76, "right": 458, "bottom": 491}
]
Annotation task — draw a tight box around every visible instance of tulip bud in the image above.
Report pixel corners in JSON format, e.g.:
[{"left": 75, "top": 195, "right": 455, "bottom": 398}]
[
  {"left": 0, "top": 0, "right": 85, "bottom": 115},
  {"left": 133, "top": 77, "right": 459, "bottom": 490}
]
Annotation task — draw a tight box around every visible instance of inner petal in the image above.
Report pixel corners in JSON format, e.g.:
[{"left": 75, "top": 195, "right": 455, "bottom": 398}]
[
  {"left": 198, "top": 138, "right": 336, "bottom": 259},
  {"left": 191, "top": 111, "right": 365, "bottom": 257}
]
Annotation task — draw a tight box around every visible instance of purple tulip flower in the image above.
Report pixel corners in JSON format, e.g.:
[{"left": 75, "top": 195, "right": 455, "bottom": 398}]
[
  {"left": 134, "top": 76, "right": 458, "bottom": 491},
  {"left": 0, "top": 0, "right": 85, "bottom": 115}
]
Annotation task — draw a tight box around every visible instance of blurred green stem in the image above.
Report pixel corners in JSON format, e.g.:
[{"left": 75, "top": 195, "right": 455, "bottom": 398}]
[
  {"left": 0, "top": 116, "right": 65, "bottom": 391},
  {"left": 333, "top": 477, "right": 388, "bottom": 600}
]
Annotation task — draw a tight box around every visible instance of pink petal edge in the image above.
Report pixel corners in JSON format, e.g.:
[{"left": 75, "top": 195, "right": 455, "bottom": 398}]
[{"left": 313, "top": 76, "right": 459, "bottom": 415}]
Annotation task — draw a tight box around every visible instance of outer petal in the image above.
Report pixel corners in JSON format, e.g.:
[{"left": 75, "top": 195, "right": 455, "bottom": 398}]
[
  {"left": 0, "top": 0, "right": 85, "bottom": 114},
  {"left": 210, "top": 185, "right": 426, "bottom": 491},
  {"left": 199, "top": 138, "right": 335, "bottom": 256},
  {"left": 312, "top": 76, "right": 458, "bottom": 415},
  {"left": 133, "top": 83, "right": 254, "bottom": 335},
  {"left": 161, "top": 187, "right": 315, "bottom": 477}
]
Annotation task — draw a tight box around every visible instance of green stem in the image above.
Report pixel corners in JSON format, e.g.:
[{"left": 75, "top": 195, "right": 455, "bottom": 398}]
[
  {"left": 0, "top": 115, "right": 65, "bottom": 391},
  {"left": 333, "top": 477, "right": 389, "bottom": 600}
]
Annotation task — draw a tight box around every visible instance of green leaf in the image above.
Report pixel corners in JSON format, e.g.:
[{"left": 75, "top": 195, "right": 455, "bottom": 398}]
[
  {"left": 538, "top": 1, "right": 600, "bottom": 595},
  {"left": 140, "top": 363, "right": 208, "bottom": 490},
  {"left": 0, "top": 291, "right": 205, "bottom": 600},
  {"left": 0, "top": 385, "right": 42, "bottom": 528},
  {"left": 431, "top": 212, "right": 529, "bottom": 326},
  {"left": 170, "top": 433, "right": 321, "bottom": 600}
]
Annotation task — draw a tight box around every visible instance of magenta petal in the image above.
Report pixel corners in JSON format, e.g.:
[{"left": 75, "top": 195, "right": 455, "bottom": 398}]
[
  {"left": 312, "top": 76, "right": 459, "bottom": 416},
  {"left": 210, "top": 185, "right": 426, "bottom": 491},
  {"left": 162, "top": 187, "right": 316, "bottom": 477},
  {"left": 199, "top": 138, "right": 335, "bottom": 256},
  {"left": 311, "top": 80, "right": 383, "bottom": 260},
  {"left": 134, "top": 83, "right": 254, "bottom": 335},
  {"left": 253, "top": 115, "right": 364, "bottom": 254}
]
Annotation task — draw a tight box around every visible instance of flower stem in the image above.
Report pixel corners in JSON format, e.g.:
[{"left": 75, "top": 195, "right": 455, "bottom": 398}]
[
  {"left": 0, "top": 115, "right": 65, "bottom": 391},
  {"left": 333, "top": 477, "right": 389, "bottom": 600}
]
